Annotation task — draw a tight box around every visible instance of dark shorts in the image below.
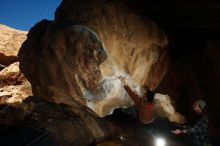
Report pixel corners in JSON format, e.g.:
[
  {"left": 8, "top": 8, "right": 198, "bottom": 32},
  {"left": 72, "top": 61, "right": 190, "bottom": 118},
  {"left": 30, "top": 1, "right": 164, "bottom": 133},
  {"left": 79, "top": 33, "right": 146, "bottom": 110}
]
[{"left": 142, "top": 120, "right": 158, "bottom": 136}]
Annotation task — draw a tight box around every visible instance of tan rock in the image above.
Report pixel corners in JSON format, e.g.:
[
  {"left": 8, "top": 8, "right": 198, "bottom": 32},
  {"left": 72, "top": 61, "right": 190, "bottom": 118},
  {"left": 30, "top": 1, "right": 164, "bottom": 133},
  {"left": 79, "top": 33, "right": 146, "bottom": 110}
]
[
  {"left": 0, "top": 62, "right": 30, "bottom": 87},
  {"left": 0, "top": 62, "right": 32, "bottom": 104},
  {"left": 0, "top": 85, "right": 32, "bottom": 105},
  {"left": 0, "top": 24, "right": 27, "bottom": 65},
  {"left": 0, "top": 62, "right": 20, "bottom": 76},
  {"left": 19, "top": 0, "right": 169, "bottom": 118},
  {"left": 154, "top": 93, "right": 186, "bottom": 124}
]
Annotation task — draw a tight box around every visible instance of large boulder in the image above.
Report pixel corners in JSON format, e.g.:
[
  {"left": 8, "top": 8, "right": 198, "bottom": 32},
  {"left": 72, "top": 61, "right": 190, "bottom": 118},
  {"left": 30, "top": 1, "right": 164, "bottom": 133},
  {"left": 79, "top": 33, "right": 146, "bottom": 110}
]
[{"left": 18, "top": 0, "right": 169, "bottom": 117}]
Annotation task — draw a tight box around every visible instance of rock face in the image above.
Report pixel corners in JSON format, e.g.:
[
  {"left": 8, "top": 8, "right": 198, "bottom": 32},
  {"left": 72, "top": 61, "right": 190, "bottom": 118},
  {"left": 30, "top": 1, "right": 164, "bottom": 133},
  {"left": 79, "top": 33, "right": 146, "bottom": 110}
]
[
  {"left": 0, "top": 62, "right": 32, "bottom": 105},
  {"left": 18, "top": 0, "right": 169, "bottom": 117},
  {"left": 0, "top": 24, "right": 27, "bottom": 66},
  {"left": 0, "top": 25, "right": 32, "bottom": 106},
  {"left": 0, "top": 62, "right": 24, "bottom": 86},
  {"left": 0, "top": 24, "right": 38, "bottom": 130},
  {"left": 154, "top": 93, "right": 186, "bottom": 124}
]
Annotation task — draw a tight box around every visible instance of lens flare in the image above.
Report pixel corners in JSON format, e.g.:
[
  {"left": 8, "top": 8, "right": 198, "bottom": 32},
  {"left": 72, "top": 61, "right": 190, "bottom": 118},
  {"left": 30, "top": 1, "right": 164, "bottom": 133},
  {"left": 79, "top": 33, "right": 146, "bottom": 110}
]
[{"left": 155, "top": 138, "right": 166, "bottom": 146}]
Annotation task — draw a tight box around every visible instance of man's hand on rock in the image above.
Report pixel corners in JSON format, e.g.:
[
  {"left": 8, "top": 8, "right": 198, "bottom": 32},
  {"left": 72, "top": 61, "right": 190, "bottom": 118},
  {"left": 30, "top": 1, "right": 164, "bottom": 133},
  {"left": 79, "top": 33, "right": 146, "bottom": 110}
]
[{"left": 119, "top": 76, "right": 128, "bottom": 86}]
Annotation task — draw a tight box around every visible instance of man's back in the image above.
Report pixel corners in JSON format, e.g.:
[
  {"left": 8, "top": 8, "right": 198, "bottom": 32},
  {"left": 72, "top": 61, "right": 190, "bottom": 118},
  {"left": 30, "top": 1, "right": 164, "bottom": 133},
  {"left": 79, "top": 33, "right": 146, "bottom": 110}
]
[
  {"left": 137, "top": 101, "right": 155, "bottom": 124},
  {"left": 123, "top": 85, "right": 155, "bottom": 124}
]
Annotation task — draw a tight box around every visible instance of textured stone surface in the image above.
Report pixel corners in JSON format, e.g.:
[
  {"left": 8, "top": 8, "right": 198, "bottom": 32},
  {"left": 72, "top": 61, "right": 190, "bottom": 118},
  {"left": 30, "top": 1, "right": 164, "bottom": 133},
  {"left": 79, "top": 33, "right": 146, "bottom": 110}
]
[
  {"left": 30, "top": 100, "right": 115, "bottom": 146},
  {"left": 0, "top": 62, "right": 27, "bottom": 86},
  {"left": 154, "top": 93, "right": 186, "bottom": 124},
  {"left": 0, "top": 85, "right": 32, "bottom": 105},
  {"left": 0, "top": 62, "right": 20, "bottom": 76},
  {"left": 0, "top": 24, "right": 27, "bottom": 66},
  {"left": 0, "top": 61, "right": 32, "bottom": 104},
  {"left": 0, "top": 24, "right": 33, "bottom": 126},
  {"left": 18, "top": 0, "right": 169, "bottom": 118}
]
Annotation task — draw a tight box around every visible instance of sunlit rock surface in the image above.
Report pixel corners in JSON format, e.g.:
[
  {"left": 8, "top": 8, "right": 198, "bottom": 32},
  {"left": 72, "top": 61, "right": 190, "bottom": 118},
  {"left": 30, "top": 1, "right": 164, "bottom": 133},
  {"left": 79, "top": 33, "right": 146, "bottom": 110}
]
[
  {"left": 0, "top": 62, "right": 25, "bottom": 86},
  {"left": 154, "top": 93, "right": 186, "bottom": 124},
  {"left": 18, "top": 0, "right": 169, "bottom": 117},
  {"left": 0, "top": 85, "right": 32, "bottom": 104},
  {"left": 0, "top": 62, "right": 32, "bottom": 105},
  {"left": 0, "top": 62, "right": 32, "bottom": 125},
  {"left": 0, "top": 25, "right": 33, "bottom": 126},
  {"left": 0, "top": 62, "right": 20, "bottom": 76},
  {"left": 0, "top": 24, "right": 27, "bottom": 66}
]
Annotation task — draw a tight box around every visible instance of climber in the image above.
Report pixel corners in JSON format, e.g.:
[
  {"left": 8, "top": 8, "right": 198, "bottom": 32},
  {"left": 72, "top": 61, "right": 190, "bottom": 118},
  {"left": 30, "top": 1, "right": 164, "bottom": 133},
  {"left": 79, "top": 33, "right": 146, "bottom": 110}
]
[{"left": 119, "top": 76, "right": 155, "bottom": 125}]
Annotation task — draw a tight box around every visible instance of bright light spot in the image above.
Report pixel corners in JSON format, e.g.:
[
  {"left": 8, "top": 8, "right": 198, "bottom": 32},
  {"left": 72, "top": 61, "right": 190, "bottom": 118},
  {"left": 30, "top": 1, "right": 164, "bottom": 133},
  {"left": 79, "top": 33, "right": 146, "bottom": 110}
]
[
  {"left": 120, "top": 136, "right": 124, "bottom": 141},
  {"left": 155, "top": 138, "right": 166, "bottom": 146}
]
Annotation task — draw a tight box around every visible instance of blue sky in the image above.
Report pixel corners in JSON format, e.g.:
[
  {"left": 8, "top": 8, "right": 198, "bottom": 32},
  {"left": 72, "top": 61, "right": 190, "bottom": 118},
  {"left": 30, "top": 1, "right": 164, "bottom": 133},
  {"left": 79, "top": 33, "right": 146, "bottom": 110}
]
[{"left": 0, "top": 0, "right": 62, "bottom": 31}]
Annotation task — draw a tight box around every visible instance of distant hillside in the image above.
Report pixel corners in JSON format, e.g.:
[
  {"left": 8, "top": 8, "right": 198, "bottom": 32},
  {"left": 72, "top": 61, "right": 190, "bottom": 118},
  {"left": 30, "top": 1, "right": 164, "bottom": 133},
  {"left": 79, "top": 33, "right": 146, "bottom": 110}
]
[{"left": 0, "top": 24, "right": 27, "bottom": 66}]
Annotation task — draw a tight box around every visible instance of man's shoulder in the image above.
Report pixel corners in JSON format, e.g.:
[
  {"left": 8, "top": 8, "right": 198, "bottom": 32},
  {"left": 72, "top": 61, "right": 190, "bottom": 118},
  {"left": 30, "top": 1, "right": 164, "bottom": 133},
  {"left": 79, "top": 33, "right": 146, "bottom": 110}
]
[{"left": 200, "top": 114, "right": 208, "bottom": 122}]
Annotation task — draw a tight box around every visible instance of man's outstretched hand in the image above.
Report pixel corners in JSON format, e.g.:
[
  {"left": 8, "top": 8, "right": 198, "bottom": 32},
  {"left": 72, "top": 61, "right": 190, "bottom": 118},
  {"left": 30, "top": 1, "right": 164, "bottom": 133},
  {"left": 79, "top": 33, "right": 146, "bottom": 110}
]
[
  {"left": 171, "top": 129, "right": 186, "bottom": 134},
  {"left": 172, "top": 129, "right": 182, "bottom": 134},
  {"left": 119, "top": 76, "right": 128, "bottom": 86}
]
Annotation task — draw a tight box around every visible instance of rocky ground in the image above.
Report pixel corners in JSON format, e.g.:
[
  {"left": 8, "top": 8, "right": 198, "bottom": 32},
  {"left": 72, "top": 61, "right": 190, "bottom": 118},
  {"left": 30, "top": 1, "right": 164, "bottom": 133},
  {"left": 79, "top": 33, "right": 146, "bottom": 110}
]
[{"left": 0, "top": 24, "right": 32, "bottom": 126}]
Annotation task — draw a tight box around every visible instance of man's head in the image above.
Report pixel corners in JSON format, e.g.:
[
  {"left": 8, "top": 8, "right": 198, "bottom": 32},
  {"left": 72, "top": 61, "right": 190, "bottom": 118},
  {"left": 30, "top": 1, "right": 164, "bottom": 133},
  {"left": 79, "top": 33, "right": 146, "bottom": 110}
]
[
  {"left": 144, "top": 86, "right": 154, "bottom": 102},
  {"left": 193, "top": 99, "right": 206, "bottom": 113},
  {"left": 146, "top": 90, "right": 155, "bottom": 103}
]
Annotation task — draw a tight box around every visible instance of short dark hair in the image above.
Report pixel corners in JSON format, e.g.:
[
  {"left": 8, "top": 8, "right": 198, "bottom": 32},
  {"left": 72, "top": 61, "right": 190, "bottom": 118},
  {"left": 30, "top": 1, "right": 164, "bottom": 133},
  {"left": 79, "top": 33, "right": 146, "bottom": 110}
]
[{"left": 145, "top": 90, "right": 155, "bottom": 102}]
